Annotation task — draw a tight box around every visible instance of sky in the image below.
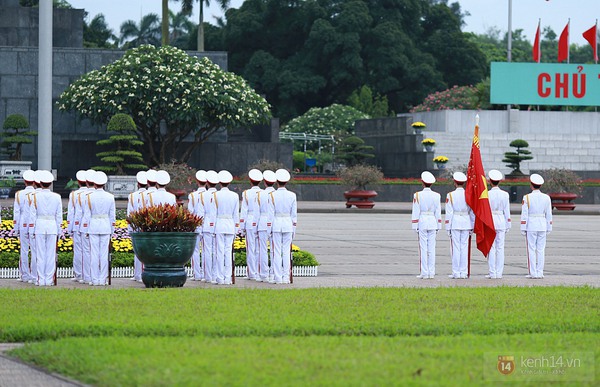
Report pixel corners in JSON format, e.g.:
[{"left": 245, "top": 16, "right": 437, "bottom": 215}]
[{"left": 67, "top": 0, "right": 597, "bottom": 46}]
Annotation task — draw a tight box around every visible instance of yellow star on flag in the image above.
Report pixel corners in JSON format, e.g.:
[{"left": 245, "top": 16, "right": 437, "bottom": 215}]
[{"left": 479, "top": 175, "right": 489, "bottom": 199}]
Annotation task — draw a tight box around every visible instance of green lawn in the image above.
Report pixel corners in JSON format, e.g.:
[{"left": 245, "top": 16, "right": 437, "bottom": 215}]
[{"left": 2, "top": 287, "right": 598, "bottom": 386}]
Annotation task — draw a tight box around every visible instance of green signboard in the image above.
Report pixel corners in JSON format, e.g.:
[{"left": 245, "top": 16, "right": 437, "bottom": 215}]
[{"left": 491, "top": 62, "right": 600, "bottom": 106}]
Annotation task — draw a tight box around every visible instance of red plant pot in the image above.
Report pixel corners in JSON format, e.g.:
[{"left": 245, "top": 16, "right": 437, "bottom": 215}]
[
  {"left": 344, "top": 190, "right": 378, "bottom": 209},
  {"left": 548, "top": 192, "right": 578, "bottom": 211}
]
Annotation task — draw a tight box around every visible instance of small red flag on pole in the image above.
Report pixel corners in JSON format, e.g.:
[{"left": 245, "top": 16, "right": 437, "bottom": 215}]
[
  {"left": 558, "top": 20, "right": 570, "bottom": 63},
  {"left": 465, "top": 115, "right": 496, "bottom": 258},
  {"left": 532, "top": 19, "right": 541, "bottom": 63},
  {"left": 582, "top": 21, "right": 598, "bottom": 63}
]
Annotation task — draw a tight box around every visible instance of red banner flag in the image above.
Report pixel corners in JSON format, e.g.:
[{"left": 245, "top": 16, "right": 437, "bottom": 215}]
[
  {"left": 582, "top": 24, "right": 598, "bottom": 62},
  {"left": 558, "top": 22, "right": 569, "bottom": 63},
  {"left": 532, "top": 20, "right": 541, "bottom": 63},
  {"left": 465, "top": 119, "right": 496, "bottom": 258}
]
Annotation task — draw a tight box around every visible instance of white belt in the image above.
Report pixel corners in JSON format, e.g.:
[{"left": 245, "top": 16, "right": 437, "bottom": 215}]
[
  {"left": 529, "top": 214, "right": 545, "bottom": 217},
  {"left": 492, "top": 211, "right": 504, "bottom": 215},
  {"left": 275, "top": 213, "right": 290, "bottom": 217},
  {"left": 37, "top": 215, "right": 54, "bottom": 220},
  {"left": 454, "top": 211, "right": 468, "bottom": 215},
  {"left": 421, "top": 211, "right": 434, "bottom": 215},
  {"left": 217, "top": 215, "right": 232, "bottom": 219},
  {"left": 92, "top": 214, "right": 108, "bottom": 219}
]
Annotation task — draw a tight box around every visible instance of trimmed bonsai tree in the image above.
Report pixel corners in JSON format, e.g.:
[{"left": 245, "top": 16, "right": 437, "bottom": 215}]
[
  {"left": 336, "top": 136, "right": 375, "bottom": 167},
  {"left": 502, "top": 139, "right": 533, "bottom": 176},
  {"left": 1, "top": 114, "right": 37, "bottom": 161},
  {"left": 336, "top": 164, "right": 384, "bottom": 191},
  {"left": 94, "top": 113, "right": 146, "bottom": 175}
]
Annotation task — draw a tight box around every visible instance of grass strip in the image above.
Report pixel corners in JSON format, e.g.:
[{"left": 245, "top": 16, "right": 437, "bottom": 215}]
[
  {"left": 0, "top": 287, "right": 598, "bottom": 342},
  {"left": 11, "top": 333, "right": 598, "bottom": 386}
]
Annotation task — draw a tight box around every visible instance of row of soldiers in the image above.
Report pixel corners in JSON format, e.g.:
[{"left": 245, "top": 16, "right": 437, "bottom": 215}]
[
  {"left": 411, "top": 170, "right": 553, "bottom": 279},
  {"left": 127, "top": 168, "right": 298, "bottom": 285}
]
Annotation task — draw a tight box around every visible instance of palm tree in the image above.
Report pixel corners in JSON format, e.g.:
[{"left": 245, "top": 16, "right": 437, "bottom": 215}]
[
  {"left": 174, "top": 0, "right": 230, "bottom": 51},
  {"left": 169, "top": 10, "right": 195, "bottom": 49},
  {"left": 83, "top": 13, "right": 117, "bottom": 48},
  {"left": 119, "top": 14, "right": 161, "bottom": 49}
]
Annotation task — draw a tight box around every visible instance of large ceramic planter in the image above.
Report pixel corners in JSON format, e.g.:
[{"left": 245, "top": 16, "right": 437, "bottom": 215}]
[
  {"left": 344, "top": 190, "right": 377, "bottom": 209},
  {"left": 131, "top": 232, "right": 198, "bottom": 288},
  {"left": 549, "top": 192, "right": 578, "bottom": 211}
]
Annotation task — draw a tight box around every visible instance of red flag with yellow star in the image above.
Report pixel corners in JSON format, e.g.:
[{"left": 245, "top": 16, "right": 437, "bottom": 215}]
[{"left": 465, "top": 117, "right": 496, "bottom": 257}]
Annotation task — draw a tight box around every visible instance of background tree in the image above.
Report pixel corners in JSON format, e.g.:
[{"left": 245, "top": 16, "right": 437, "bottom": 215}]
[
  {"left": 94, "top": 113, "right": 146, "bottom": 175},
  {"left": 503, "top": 139, "right": 533, "bottom": 176},
  {"left": 1, "top": 114, "right": 37, "bottom": 161},
  {"left": 169, "top": 10, "right": 195, "bottom": 49},
  {"left": 119, "top": 14, "right": 161, "bottom": 49},
  {"left": 58, "top": 45, "right": 271, "bottom": 166},
  {"left": 83, "top": 13, "right": 117, "bottom": 48},
  {"left": 336, "top": 136, "right": 374, "bottom": 167},
  {"left": 347, "top": 85, "right": 392, "bottom": 118}
]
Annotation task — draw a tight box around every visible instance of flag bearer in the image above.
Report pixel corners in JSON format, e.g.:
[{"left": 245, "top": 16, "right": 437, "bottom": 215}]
[
  {"left": 270, "top": 169, "right": 297, "bottom": 284},
  {"left": 13, "top": 170, "right": 36, "bottom": 282},
  {"left": 445, "top": 172, "right": 475, "bottom": 279},
  {"left": 411, "top": 171, "right": 442, "bottom": 279},
  {"left": 240, "top": 169, "right": 263, "bottom": 280},
  {"left": 486, "top": 169, "right": 511, "bottom": 279},
  {"left": 188, "top": 170, "right": 207, "bottom": 281},
  {"left": 256, "top": 170, "right": 276, "bottom": 282},
  {"left": 214, "top": 170, "right": 240, "bottom": 285},
  {"left": 31, "top": 171, "right": 62, "bottom": 286},
  {"left": 128, "top": 171, "right": 147, "bottom": 282},
  {"left": 521, "top": 174, "right": 552, "bottom": 279}
]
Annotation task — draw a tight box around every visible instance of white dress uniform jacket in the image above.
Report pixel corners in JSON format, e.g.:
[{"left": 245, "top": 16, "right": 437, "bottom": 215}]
[
  {"left": 31, "top": 189, "right": 62, "bottom": 286},
  {"left": 487, "top": 187, "right": 511, "bottom": 278},
  {"left": 256, "top": 186, "right": 275, "bottom": 282},
  {"left": 521, "top": 190, "right": 553, "bottom": 278},
  {"left": 13, "top": 186, "right": 35, "bottom": 281},
  {"left": 200, "top": 187, "right": 217, "bottom": 282},
  {"left": 271, "top": 187, "right": 297, "bottom": 284},
  {"left": 411, "top": 187, "right": 442, "bottom": 278},
  {"left": 83, "top": 188, "right": 116, "bottom": 286},
  {"left": 445, "top": 187, "right": 475, "bottom": 279},
  {"left": 214, "top": 187, "right": 240, "bottom": 285},
  {"left": 147, "top": 188, "right": 176, "bottom": 206},
  {"left": 240, "top": 186, "right": 261, "bottom": 280}
]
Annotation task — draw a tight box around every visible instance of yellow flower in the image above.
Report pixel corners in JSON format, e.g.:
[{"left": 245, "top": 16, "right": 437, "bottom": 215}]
[
  {"left": 411, "top": 121, "right": 426, "bottom": 128},
  {"left": 421, "top": 138, "right": 436, "bottom": 146},
  {"left": 433, "top": 156, "right": 449, "bottom": 163}
]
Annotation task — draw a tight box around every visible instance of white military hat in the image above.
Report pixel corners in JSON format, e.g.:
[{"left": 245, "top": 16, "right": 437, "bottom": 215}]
[
  {"left": 248, "top": 169, "right": 263, "bottom": 182},
  {"left": 75, "top": 170, "right": 87, "bottom": 182},
  {"left": 530, "top": 173, "right": 544, "bottom": 185},
  {"left": 453, "top": 172, "right": 467, "bottom": 183},
  {"left": 195, "top": 170, "right": 207, "bottom": 182},
  {"left": 94, "top": 171, "right": 108, "bottom": 185},
  {"left": 34, "top": 170, "right": 43, "bottom": 184},
  {"left": 136, "top": 171, "right": 147, "bottom": 185},
  {"left": 218, "top": 170, "right": 233, "bottom": 184},
  {"left": 146, "top": 169, "right": 157, "bottom": 183},
  {"left": 421, "top": 171, "right": 435, "bottom": 184},
  {"left": 85, "top": 169, "right": 96, "bottom": 182},
  {"left": 206, "top": 170, "right": 220, "bottom": 185},
  {"left": 156, "top": 170, "right": 171, "bottom": 185},
  {"left": 488, "top": 169, "right": 503, "bottom": 181},
  {"left": 275, "top": 169, "right": 291, "bottom": 183},
  {"left": 40, "top": 170, "right": 54, "bottom": 184},
  {"left": 22, "top": 170, "right": 36, "bottom": 182},
  {"left": 263, "top": 170, "right": 276, "bottom": 183}
]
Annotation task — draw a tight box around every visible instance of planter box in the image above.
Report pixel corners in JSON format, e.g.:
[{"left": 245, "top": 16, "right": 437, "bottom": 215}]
[
  {"left": 0, "top": 266, "right": 319, "bottom": 279},
  {"left": 106, "top": 175, "right": 137, "bottom": 199}
]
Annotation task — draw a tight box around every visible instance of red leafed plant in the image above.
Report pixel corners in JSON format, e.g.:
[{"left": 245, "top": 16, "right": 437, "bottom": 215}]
[{"left": 127, "top": 204, "right": 202, "bottom": 232}]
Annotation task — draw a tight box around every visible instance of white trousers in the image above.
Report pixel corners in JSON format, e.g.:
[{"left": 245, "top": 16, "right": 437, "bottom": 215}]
[
  {"left": 257, "top": 230, "right": 272, "bottom": 281},
  {"left": 418, "top": 229, "right": 437, "bottom": 278},
  {"left": 35, "top": 234, "right": 56, "bottom": 286},
  {"left": 272, "top": 232, "right": 292, "bottom": 283},
  {"left": 18, "top": 233, "right": 33, "bottom": 281},
  {"left": 190, "top": 233, "right": 203, "bottom": 280},
  {"left": 526, "top": 231, "right": 547, "bottom": 277},
  {"left": 487, "top": 230, "right": 506, "bottom": 278},
  {"left": 245, "top": 228, "right": 259, "bottom": 279},
  {"left": 28, "top": 232, "right": 37, "bottom": 283},
  {"left": 82, "top": 232, "right": 92, "bottom": 282},
  {"left": 89, "top": 233, "right": 110, "bottom": 285},
  {"left": 72, "top": 231, "right": 83, "bottom": 280},
  {"left": 215, "top": 233, "right": 234, "bottom": 284},
  {"left": 450, "top": 230, "right": 470, "bottom": 278},
  {"left": 202, "top": 232, "right": 215, "bottom": 282},
  {"left": 133, "top": 254, "right": 143, "bottom": 281}
]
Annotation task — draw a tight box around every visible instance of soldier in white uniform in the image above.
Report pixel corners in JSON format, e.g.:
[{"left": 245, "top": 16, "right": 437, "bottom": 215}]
[
  {"left": 521, "top": 173, "right": 552, "bottom": 279},
  {"left": 271, "top": 169, "right": 297, "bottom": 284},
  {"left": 79, "top": 169, "right": 96, "bottom": 284},
  {"left": 200, "top": 170, "right": 219, "bottom": 283},
  {"left": 31, "top": 171, "right": 62, "bottom": 286},
  {"left": 445, "top": 172, "right": 475, "bottom": 279},
  {"left": 83, "top": 171, "right": 116, "bottom": 286},
  {"left": 26, "top": 171, "right": 44, "bottom": 284},
  {"left": 12, "top": 170, "right": 36, "bottom": 282},
  {"left": 486, "top": 169, "right": 511, "bottom": 279},
  {"left": 143, "top": 169, "right": 158, "bottom": 207},
  {"left": 411, "top": 171, "right": 442, "bottom": 279},
  {"left": 214, "top": 170, "right": 240, "bottom": 285},
  {"left": 188, "top": 170, "right": 207, "bottom": 281},
  {"left": 240, "top": 169, "right": 263, "bottom": 280},
  {"left": 127, "top": 171, "right": 147, "bottom": 282},
  {"left": 147, "top": 170, "right": 176, "bottom": 206},
  {"left": 256, "top": 170, "right": 276, "bottom": 282},
  {"left": 66, "top": 170, "right": 87, "bottom": 282}
]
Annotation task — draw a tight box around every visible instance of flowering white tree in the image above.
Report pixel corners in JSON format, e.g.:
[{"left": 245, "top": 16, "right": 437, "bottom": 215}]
[{"left": 58, "top": 45, "right": 271, "bottom": 165}]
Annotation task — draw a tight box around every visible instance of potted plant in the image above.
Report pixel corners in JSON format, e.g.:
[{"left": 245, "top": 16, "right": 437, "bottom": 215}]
[
  {"left": 128, "top": 204, "right": 203, "bottom": 287},
  {"left": 336, "top": 164, "right": 384, "bottom": 209},
  {"left": 1, "top": 114, "right": 35, "bottom": 179},
  {"left": 540, "top": 168, "right": 583, "bottom": 211},
  {"left": 0, "top": 177, "right": 16, "bottom": 199},
  {"left": 421, "top": 138, "right": 436, "bottom": 152},
  {"left": 433, "top": 155, "right": 449, "bottom": 169},
  {"left": 336, "top": 136, "right": 375, "bottom": 167},
  {"left": 411, "top": 121, "right": 426, "bottom": 134},
  {"left": 502, "top": 139, "right": 533, "bottom": 177}
]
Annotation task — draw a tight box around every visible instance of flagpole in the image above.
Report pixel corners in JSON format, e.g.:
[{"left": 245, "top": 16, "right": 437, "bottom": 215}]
[{"left": 567, "top": 19, "right": 570, "bottom": 64}]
